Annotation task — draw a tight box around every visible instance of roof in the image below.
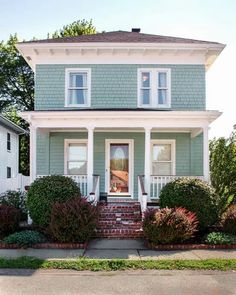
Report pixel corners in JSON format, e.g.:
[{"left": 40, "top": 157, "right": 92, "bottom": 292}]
[
  {"left": 19, "top": 30, "right": 222, "bottom": 45},
  {"left": 0, "top": 114, "right": 27, "bottom": 134}
]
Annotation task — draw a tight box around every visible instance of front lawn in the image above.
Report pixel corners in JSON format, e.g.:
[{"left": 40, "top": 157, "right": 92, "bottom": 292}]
[{"left": 1, "top": 257, "right": 236, "bottom": 271}]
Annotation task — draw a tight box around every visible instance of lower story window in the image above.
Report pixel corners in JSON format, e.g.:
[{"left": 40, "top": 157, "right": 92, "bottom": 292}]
[
  {"left": 65, "top": 140, "right": 87, "bottom": 175},
  {"left": 151, "top": 140, "right": 175, "bottom": 175},
  {"left": 7, "top": 167, "right": 11, "bottom": 178}
]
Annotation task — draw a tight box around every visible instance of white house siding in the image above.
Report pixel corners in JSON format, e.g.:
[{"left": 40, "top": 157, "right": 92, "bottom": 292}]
[{"left": 0, "top": 125, "right": 19, "bottom": 179}]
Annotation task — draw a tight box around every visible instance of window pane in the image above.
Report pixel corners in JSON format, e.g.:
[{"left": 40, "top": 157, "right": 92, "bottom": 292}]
[
  {"left": 68, "top": 89, "right": 87, "bottom": 105},
  {"left": 158, "top": 72, "right": 167, "bottom": 87},
  {"left": 68, "top": 161, "right": 87, "bottom": 175},
  {"left": 68, "top": 144, "right": 87, "bottom": 161},
  {"left": 141, "top": 72, "right": 150, "bottom": 87},
  {"left": 158, "top": 89, "right": 167, "bottom": 105},
  {"left": 7, "top": 167, "right": 11, "bottom": 178},
  {"left": 69, "top": 73, "right": 87, "bottom": 88},
  {"left": 152, "top": 162, "right": 171, "bottom": 175},
  {"left": 153, "top": 144, "right": 171, "bottom": 161},
  {"left": 141, "top": 89, "right": 150, "bottom": 105}
]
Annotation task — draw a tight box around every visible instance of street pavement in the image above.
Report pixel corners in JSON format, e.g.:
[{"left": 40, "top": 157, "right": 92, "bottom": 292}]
[{"left": 0, "top": 269, "right": 236, "bottom": 295}]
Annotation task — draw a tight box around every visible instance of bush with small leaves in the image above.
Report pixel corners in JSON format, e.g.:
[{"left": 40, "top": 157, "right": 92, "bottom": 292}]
[
  {"left": 49, "top": 197, "right": 99, "bottom": 243},
  {"left": 3, "top": 230, "right": 46, "bottom": 248},
  {"left": 142, "top": 207, "right": 199, "bottom": 245},
  {"left": 27, "top": 175, "right": 81, "bottom": 227},
  {"left": 0, "top": 190, "right": 27, "bottom": 221},
  {"left": 221, "top": 204, "right": 236, "bottom": 235},
  {"left": 159, "top": 178, "right": 219, "bottom": 230},
  {"left": 0, "top": 205, "right": 20, "bottom": 237},
  {"left": 205, "top": 232, "right": 236, "bottom": 245}
]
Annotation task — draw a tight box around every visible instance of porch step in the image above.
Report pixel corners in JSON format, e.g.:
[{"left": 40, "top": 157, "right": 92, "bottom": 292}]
[{"left": 95, "top": 202, "right": 143, "bottom": 238}]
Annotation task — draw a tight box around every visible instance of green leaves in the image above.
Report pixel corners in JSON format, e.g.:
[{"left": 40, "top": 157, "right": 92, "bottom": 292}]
[{"left": 210, "top": 133, "right": 236, "bottom": 211}]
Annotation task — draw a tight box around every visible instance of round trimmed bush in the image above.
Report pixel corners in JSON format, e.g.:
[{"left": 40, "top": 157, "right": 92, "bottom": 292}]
[
  {"left": 143, "top": 207, "right": 199, "bottom": 245},
  {"left": 3, "top": 230, "right": 46, "bottom": 248},
  {"left": 27, "top": 175, "right": 81, "bottom": 227},
  {"left": 0, "top": 204, "right": 20, "bottom": 237},
  {"left": 221, "top": 204, "right": 236, "bottom": 234},
  {"left": 49, "top": 197, "right": 99, "bottom": 243},
  {"left": 159, "top": 178, "right": 219, "bottom": 230}
]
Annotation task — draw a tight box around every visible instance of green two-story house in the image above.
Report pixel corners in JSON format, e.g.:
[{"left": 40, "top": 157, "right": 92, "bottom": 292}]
[{"left": 17, "top": 29, "right": 224, "bottom": 211}]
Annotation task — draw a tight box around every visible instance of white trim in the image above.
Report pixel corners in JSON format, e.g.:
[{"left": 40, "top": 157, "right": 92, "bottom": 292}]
[
  {"left": 65, "top": 68, "right": 91, "bottom": 107},
  {"left": 151, "top": 139, "right": 176, "bottom": 175},
  {"left": 64, "top": 139, "right": 88, "bottom": 175},
  {"left": 105, "top": 139, "right": 134, "bottom": 197},
  {"left": 203, "top": 126, "right": 210, "bottom": 181},
  {"left": 138, "top": 68, "right": 171, "bottom": 108}
]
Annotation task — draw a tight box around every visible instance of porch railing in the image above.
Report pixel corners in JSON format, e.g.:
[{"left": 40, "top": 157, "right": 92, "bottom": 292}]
[
  {"left": 89, "top": 175, "right": 100, "bottom": 204},
  {"left": 138, "top": 175, "right": 148, "bottom": 213},
  {"left": 151, "top": 175, "right": 204, "bottom": 199}
]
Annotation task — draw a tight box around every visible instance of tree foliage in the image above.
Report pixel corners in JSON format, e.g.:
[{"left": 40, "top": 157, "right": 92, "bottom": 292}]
[
  {"left": 209, "top": 132, "right": 236, "bottom": 210},
  {"left": 50, "top": 19, "right": 96, "bottom": 38}
]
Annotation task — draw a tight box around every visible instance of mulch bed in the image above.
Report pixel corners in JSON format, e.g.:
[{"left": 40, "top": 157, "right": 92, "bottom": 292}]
[{"left": 0, "top": 242, "right": 88, "bottom": 250}]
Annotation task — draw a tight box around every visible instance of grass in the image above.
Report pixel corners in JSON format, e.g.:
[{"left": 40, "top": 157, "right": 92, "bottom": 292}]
[{"left": 1, "top": 257, "right": 236, "bottom": 271}]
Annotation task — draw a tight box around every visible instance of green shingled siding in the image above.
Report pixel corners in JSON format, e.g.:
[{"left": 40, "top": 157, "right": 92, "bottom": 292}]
[
  {"left": 36, "top": 131, "right": 203, "bottom": 198},
  {"left": 191, "top": 133, "right": 204, "bottom": 175},
  {"left": 35, "top": 64, "right": 205, "bottom": 110}
]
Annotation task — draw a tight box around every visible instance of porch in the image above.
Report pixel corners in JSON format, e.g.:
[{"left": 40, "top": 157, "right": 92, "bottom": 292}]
[{"left": 21, "top": 110, "right": 219, "bottom": 211}]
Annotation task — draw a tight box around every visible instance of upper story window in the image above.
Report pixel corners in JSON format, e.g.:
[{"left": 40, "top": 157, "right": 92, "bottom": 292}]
[
  {"left": 65, "top": 69, "right": 91, "bottom": 107},
  {"left": 7, "top": 132, "right": 11, "bottom": 151},
  {"left": 7, "top": 167, "right": 11, "bottom": 178},
  {"left": 138, "top": 68, "right": 171, "bottom": 108}
]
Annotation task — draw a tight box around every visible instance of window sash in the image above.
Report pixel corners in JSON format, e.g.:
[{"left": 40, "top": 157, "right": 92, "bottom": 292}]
[
  {"left": 65, "top": 141, "right": 88, "bottom": 175},
  {"left": 139, "top": 69, "right": 170, "bottom": 107},
  {"left": 7, "top": 133, "right": 11, "bottom": 151},
  {"left": 7, "top": 167, "right": 11, "bottom": 178}
]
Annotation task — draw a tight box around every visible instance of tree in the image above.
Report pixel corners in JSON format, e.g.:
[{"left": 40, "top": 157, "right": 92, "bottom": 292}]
[
  {"left": 50, "top": 19, "right": 96, "bottom": 38},
  {"left": 0, "top": 34, "right": 34, "bottom": 111},
  {"left": 0, "top": 19, "right": 97, "bottom": 175},
  {"left": 210, "top": 132, "right": 236, "bottom": 211}
]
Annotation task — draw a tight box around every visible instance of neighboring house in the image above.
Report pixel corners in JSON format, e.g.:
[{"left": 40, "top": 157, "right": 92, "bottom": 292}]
[
  {"left": 17, "top": 29, "right": 225, "bottom": 211},
  {"left": 0, "top": 114, "right": 29, "bottom": 193}
]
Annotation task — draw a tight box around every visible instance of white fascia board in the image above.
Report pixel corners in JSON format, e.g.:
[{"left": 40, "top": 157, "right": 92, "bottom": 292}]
[{"left": 19, "top": 110, "right": 222, "bottom": 128}]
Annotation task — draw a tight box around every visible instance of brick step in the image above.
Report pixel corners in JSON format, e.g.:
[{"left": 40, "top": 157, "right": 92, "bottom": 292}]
[
  {"left": 95, "top": 228, "right": 143, "bottom": 238},
  {"left": 99, "top": 207, "right": 141, "bottom": 214},
  {"left": 99, "top": 212, "right": 141, "bottom": 218},
  {"left": 98, "top": 220, "right": 142, "bottom": 226},
  {"left": 97, "top": 223, "right": 142, "bottom": 230}
]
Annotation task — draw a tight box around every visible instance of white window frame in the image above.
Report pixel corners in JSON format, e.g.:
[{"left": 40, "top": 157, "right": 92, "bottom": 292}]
[
  {"left": 138, "top": 68, "right": 171, "bottom": 108},
  {"left": 151, "top": 139, "right": 176, "bottom": 175},
  {"left": 65, "top": 68, "right": 91, "bottom": 107},
  {"left": 64, "top": 139, "right": 88, "bottom": 175}
]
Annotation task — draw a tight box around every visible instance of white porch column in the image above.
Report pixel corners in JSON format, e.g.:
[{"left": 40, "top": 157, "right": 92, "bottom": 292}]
[
  {"left": 30, "top": 125, "right": 37, "bottom": 183},
  {"left": 144, "top": 127, "right": 152, "bottom": 198},
  {"left": 203, "top": 126, "right": 210, "bottom": 182},
  {"left": 87, "top": 126, "right": 94, "bottom": 194}
]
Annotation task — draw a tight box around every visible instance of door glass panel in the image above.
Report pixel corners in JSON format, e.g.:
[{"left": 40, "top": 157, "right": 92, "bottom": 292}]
[{"left": 110, "top": 144, "right": 129, "bottom": 193}]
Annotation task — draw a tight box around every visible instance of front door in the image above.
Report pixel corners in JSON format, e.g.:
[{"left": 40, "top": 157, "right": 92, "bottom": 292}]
[{"left": 105, "top": 140, "right": 133, "bottom": 196}]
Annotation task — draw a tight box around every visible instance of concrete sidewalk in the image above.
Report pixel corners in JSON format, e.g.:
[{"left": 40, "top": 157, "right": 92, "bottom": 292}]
[{"left": 1, "top": 239, "right": 236, "bottom": 260}]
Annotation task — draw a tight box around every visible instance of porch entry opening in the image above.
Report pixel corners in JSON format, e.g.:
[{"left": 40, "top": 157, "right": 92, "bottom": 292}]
[{"left": 106, "top": 140, "right": 133, "bottom": 196}]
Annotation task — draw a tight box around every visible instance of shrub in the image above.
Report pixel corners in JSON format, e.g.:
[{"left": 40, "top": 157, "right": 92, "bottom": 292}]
[
  {"left": 0, "top": 190, "right": 27, "bottom": 221},
  {"left": 0, "top": 205, "right": 20, "bottom": 237},
  {"left": 27, "top": 175, "right": 81, "bottom": 227},
  {"left": 221, "top": 204, "right": 236, "bottom": 234},
  {"left": 205, "top": 232, "right": 236, "bottom": 245},
  {"left": 142, "top": 207, "right": 199, "bottom": 245},
  {"left": 49, "top": 197, "right": 99, "bottom": 243},
  {"left": 159, "top": 178, "right": 219, "bottom": 230},
  {"left": 3, "top": 230, "right": 46, "bottom": 248}
]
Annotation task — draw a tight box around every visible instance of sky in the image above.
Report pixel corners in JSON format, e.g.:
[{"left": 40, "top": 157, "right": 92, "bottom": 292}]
[{"left": 0, "top": 0, "right": 235, "bottom": 138}]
